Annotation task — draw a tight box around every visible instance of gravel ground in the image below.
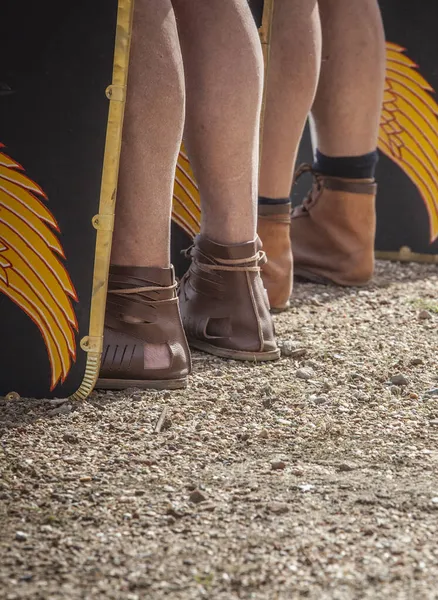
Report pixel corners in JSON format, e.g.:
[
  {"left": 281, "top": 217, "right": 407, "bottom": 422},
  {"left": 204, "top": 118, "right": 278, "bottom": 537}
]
[{"left": 1, "top": 260, "right": 438, "bottom": 600}]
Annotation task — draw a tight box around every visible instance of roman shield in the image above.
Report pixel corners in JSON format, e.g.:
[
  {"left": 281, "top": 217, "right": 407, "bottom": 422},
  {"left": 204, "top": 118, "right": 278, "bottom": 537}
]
[
  {"left": 0, "top": 0, "right": 133, "bottom": 399},
  {"left": 375, "top": 0, "right": 438, "bottom": 262}
]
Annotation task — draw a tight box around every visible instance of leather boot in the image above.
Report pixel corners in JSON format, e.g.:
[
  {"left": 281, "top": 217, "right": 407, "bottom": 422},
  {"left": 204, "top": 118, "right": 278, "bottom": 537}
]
[
  {"left": 291, "top": 165, "right": 377, "bottom": 286},
  {"left": 97, "top": 265, "right": 191, "bottom": 390},
  {"left": 258, "top": 203, "right": 293, "bottom": 312},
  {"left": 178, "top": 236, "right": 280, "bottom": 361}
]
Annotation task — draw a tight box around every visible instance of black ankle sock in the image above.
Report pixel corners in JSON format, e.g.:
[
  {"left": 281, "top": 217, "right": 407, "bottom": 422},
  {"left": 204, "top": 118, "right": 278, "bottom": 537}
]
[
  {"left": 313, "top": 149, "right": 378, "bottom": 179},
  {"left": 258, "top": 196, "right": 291, "bottom": 206}
]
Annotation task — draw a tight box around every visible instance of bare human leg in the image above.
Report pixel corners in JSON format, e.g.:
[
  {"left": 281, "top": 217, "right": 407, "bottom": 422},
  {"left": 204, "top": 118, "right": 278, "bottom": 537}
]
[
  {"left": 291, "top": 0, "right": 386, "bottom": 286},
  {"left": 259, "top": 0, "right": 321, "bottom": 200},
  {"left": 312, "top": 0, "right": 385, "bottom": 158},
  {"left": 172, "top": 0, "right": 263, "bottom": 245},
  {"left": 258, "top": 0, "right": 321, "bottom": 310},
  {"left": 174, "top": 0, "right": 279, "bottom": 361},
  {"left": 111, "top": 0, "right": 184, "bottom": 268},
  {"left": 98, "top": 0, "right": 191, "bottom": 389}
]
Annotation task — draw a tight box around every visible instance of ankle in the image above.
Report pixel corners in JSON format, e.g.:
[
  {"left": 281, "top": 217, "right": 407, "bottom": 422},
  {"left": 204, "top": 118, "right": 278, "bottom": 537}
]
[
  {"left": 313, "top": 149, "right": 378, "bottom": 180},
  {"left": 258, "top": 196, "right": 291, "bottom": 206}
]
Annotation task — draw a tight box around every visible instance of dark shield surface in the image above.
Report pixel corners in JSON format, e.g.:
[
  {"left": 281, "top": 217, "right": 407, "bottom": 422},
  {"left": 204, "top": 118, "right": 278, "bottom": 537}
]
[
  {"left": 375, "top": 0, "right": 438, "bottom": 257},
  {"left": 0, "top": 0, "right": 119, "bottom": 398}
]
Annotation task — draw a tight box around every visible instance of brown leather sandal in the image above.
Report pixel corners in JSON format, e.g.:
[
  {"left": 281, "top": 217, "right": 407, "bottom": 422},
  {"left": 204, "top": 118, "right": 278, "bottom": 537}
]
[
  {"left": 178, "top": 236, "right": 280, "bottom": 362},
  {"left": 97, "top": 266, "right": 191, "bottom": 390}
]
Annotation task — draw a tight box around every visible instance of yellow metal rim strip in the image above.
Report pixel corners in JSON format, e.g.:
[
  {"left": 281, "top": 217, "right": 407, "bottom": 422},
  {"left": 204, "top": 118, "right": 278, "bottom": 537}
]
[
  {"left": 376, "top": 248, "right": 438, "bottom": 264},
  {"left": 259, "top": 0, "right": 274, "bottom": 164},
  {"left": 70, "top": 0, "right": 135, "bottom": 401}
]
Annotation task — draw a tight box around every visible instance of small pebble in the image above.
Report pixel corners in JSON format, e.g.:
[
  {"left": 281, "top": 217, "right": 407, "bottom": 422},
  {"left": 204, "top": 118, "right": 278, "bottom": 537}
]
[
  {"left": 338, "top": 463, "right": 356, "bottom": 472},
  {"left": 258, "top": 429, "right": 269, "bottom": 439},
  {"left": 269, "top": 502, "right": 290, "bottom": 515},
  {"left": 291, "top": 467, "right": 304, "bottom": 476},
  {"left": 390, "top": 374, "right": 409, "bottom": 386},
  {"left": 47, "top": 404, "right": 72, "bottom": 416},
  {"left": 298, "top": 484, "right": 314, "bottom": 493},
  {"left": 419, "top": 310, "right": 432, "bottom": 320},
  {"left": 271, "top": 460, "right": 286, "bottom": 471},
  {"left": 309, "top": 395, "right": 328, "bottom": 405},
  {"left": 15, "top": 531, "right": 28, "bottom": 542},
  {"left": 280, "top": 341, "right": 306, "bottom": 358},
  {"left": 290, "top": 348, "right": 307, "bottom": 359},
  {"left": 296, "top": 367, "right": 314, "bottom": 381},
  {"left": 410, "top": 358, "right": 424, "bottom": 366},
  {"left": 189, "top": 489, "right": 207, "bottom": 504},
  {"left": 305, "top": 360, "right": 319, "bottom": 369}
]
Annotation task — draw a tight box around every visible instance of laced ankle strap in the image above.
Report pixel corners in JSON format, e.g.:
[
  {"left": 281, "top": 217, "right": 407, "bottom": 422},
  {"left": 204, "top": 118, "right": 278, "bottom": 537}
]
[
  {"left": 293, "top": 163, "right": 317, "bottom": 184},
  {"left": 109, "top": 282, "right": 178, "bottom": 296},
  {"left": 183, "top": 246, "right": 267, "bottom": 273}
]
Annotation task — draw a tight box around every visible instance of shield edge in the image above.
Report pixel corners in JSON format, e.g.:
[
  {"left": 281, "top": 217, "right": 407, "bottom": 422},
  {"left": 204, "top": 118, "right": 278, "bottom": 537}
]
[
  {"left": 375, "top": 250, "right": 438, "bottom": 263},
  {"left": 69, "top": 0, "right": 134, "bottom": 401},
  {"left": 259, "top": 0, "right": 274, "bottom": 161}
]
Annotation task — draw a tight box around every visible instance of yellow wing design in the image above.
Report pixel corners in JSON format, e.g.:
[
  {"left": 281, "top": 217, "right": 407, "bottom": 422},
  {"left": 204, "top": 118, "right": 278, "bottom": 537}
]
[
  {"left": 379, "top": 42, "right": 438, "bottom": 242},
  {"left": 0, "top": 145, "right": 78, "bottom": 390},
  {"left": 172, "top": 144, "right": 201, "bottom": 239}
]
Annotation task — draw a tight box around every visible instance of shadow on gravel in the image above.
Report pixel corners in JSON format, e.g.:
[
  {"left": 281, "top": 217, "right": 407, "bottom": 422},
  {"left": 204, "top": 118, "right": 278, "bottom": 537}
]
[
  {"left": 0, "top": 391, "right": 135, "bottom": 435},
  {"left": 0, "top": 397, "right": 80, "bottom": 434},
  {"left": 290, "top": 260, "right": 438, "bottom": 307}
]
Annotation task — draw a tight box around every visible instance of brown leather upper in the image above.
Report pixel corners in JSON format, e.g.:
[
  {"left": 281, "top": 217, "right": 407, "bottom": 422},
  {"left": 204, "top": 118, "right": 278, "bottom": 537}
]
[
  {"left": 258, "top": 203, "right": 293, "bottom": 311},
  {"left": 178, "top": 236, "right": 278, "bottom": 355},
  {"left": 291, "top": 166, "right": 377, "bottom": 286},
  {"left": 99, "top": 265, "right": 191, "bottom": 383}
]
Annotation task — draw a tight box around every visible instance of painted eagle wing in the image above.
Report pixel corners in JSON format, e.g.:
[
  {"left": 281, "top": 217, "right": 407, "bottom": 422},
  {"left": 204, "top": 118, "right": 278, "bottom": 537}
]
[
  {"left": 172, "top": 144, "right": 201, "bottom": 239},
  {"left": 0, "top": 146, "right": 78, "bottom": 390},
  {"left": 379, "top": 42, "right": 438, "bottom": 242}
]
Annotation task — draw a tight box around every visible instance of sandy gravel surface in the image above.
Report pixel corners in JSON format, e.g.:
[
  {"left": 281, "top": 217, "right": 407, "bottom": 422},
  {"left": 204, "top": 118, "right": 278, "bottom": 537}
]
[{"left": 1, "top": 260, "right": 438, "bottom": 600}]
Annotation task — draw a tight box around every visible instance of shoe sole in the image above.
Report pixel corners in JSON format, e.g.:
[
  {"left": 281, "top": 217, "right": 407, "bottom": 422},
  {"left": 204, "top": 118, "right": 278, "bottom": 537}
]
[
  {"left": 95, "top": 377, "right": 188, "bottom": 391},
  {"left": 189, "top": 339, "right": 280, "bottom": 362},
  {"left": 294, "top": 267, "right": 334, "bottom": 285},
  {"left": 294, "top": 267, "right": 370, "bottom": 287},
  {"left": 270, "top": 303, "right": 290, "bottom": 314}
]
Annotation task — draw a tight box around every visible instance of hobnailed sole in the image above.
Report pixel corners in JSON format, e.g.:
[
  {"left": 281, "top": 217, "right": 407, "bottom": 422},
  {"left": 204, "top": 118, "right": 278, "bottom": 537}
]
[
  {"left": 95, "top": 377, "right": 188, "bottom": 391},
  {"left": 189, "top": 339, "right": 280, "bottom": 362}
]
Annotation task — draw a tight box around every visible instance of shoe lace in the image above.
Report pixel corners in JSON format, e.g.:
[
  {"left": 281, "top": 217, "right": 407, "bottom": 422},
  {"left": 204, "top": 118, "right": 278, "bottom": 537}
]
[
  {"left": 108, "top": 282, "right": 178, "bottom": 296},
  {"left": 182, "top": 246, "right": 267, "bottom": 273},
  {"left": 293, "top": 163, "right": 323, "bottom": 210},
  {"left": 293, "top": 163, "right": 315, "bottom": 183}
]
